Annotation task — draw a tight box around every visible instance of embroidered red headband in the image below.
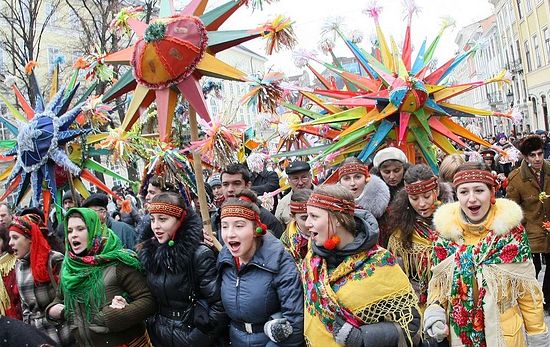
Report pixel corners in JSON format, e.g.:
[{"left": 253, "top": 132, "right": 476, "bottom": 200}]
[
  {"left": 405, "top": 176, "right": 438, "bottom": 195},
  {"left": 453, "top": 169, "right": 497, "bottom": 188},
  {"left": 289, "top": 201, "right": 308, "bottom": 214},
  {"left": 338, "top": 163, "right": 369, "bottom": 180},
  {"left": 307, "top": 193, "right": 356, "bottom": 216},
  {"left": 149, "top": 202, "right": 187, "bottom": 219},
  {"left": 9, "top": 217, "right": 31, "bottom": 238},
  {"left": 221, "top": 198, "right": 267, "bottom": 235}
]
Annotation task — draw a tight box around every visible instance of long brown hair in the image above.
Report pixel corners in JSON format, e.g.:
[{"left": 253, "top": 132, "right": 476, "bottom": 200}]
[{"left": 389, "top": 164, "right": 438, "bottom": 248}]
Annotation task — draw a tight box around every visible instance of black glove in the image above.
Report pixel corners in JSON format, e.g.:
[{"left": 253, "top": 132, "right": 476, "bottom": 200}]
[{"left": 333, "top": 316, "right": 363, "bottom": 347}]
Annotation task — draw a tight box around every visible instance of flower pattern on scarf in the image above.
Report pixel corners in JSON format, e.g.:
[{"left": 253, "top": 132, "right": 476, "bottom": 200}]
[
  {"left": 302, "top": 245, "right": 396, "bottom": 333},
  {"left": 433, "top": 226, "right": 531, "bottom": 347}
]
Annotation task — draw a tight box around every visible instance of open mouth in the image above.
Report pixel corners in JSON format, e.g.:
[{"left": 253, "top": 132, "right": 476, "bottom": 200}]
[
  {"left": 468, "top": 205, "right": 481, "bottom": 214},
  {"left": 71, "top": 240, "right": 82, "bottom": 248},
  {"left": 228, "top": 241, "right": 241, "bottom": 253},
  {"left": 311, "top": 231, "right": 319, "bottom": 240}
]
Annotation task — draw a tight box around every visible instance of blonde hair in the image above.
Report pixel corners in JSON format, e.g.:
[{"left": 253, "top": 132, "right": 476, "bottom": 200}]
[{"left": 439, "top": 154, "right": 465, "bottom": 183}]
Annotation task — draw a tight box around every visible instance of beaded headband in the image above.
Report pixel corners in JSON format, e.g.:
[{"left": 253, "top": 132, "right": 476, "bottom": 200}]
[
  {"left": 453, "top": 169, "right": 497, "bottom": 188},
  {"left": 289, "top": 201, "right": 308, "bottom": 214},
  {"left": 221, "top": 197, "right": 267, "bottom": 235},
  {"left": 338, "top": 163, "right": 369, "bottom": 180},
  {"left": 307, "top": 193, "right": 356, "bottom": 216},
  {"left": 405, "top": 176, "right": 438, "bottom": 195},
  {"left": 221, "top": 205, "right": 258, "bottom": 221},
  {"left": 148, "top": 202, "right": 186, "bottom": 218}
]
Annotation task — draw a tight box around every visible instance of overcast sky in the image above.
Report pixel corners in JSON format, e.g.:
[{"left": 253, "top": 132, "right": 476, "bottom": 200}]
[{"left": 188, "top": 0, "right": 495, "bottom": 76}]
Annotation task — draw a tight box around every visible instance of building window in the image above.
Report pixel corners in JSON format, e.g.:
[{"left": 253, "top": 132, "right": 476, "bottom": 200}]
[
  {"left": 47, "top": 47, "right": 60, "bottom": 70},
  {"left": 516, "top": 0, "right": 523, "bottom": 18},
  {"left": 524, "top": 41, "right": 532, "bottom": 72},
  {"left": 533, "top": 34, "right": 542, "bottom": 68},
  {"left": 525, "top": 0, "right": 532, "bottom": 12},
  {"left": 544, "top": 28, "right": 550, "bottom": 63}
]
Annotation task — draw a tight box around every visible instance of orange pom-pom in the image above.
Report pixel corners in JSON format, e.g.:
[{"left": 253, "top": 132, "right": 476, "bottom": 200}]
[
  {"left": 24, "top": 61, "right": 38, "bottom": 75},
  {"left": 323, "top": 235, "right": 341, "bottom": 250},
  {"left": 120, "top": 199, "right": 132, "bottom": 214}
]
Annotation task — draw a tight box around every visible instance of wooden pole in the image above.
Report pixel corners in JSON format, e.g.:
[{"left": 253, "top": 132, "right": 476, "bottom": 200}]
[{"left": 189, "top": 107, "right": 222, "bottom": 251}]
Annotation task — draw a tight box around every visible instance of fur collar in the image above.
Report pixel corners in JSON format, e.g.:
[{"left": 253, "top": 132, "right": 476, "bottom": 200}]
[
  {"left": 356, "top": 174, "right": 390, "bottom": 218},
  {"left": 139, "top": 210, "right": 203, "bottom": 274},
  {"left": 433, "top": 198, "right": 523, "bottom": 241}
]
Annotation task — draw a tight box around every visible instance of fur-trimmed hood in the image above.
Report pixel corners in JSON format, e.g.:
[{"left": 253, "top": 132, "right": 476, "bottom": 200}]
[
  {"left": 356, "top": 174, "right": 390, "bottom": 218},
  {"left": 433, "top": 198, "right": 523, "bottom": 242},
  {"left": 139, "top": 209, "right": 203, "bottom": 274}
]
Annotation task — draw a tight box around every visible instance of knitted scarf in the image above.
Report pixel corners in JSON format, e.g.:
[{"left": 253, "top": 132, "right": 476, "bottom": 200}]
[
  {"left": 61, "top": 208, "right": 141, "bottom": 321},
  {"left": 0, "top": 252, "right": 16, "bottom": 315},
  {"left": 431, "top": 224, "right": 532, "bottom": 347}
]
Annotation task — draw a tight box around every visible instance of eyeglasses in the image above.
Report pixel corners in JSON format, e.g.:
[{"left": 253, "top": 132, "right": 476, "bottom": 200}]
[{"left": 90, "top": 207, "right": 107, "bottom": 214}]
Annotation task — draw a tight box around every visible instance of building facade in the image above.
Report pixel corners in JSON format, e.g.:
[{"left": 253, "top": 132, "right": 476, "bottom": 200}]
[{"left": 491, "top": 0, "right": 550, "bottom": 132}]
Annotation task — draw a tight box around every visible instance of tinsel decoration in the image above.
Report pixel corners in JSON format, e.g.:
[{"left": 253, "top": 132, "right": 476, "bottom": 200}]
[
  {"left": 244, "top": 0, "right": 279, "bottom": 11},
  {"left": 506, "top": 107, "right": 523, "bottom": 125},
  {"left": 363, "top": 1, "right": 383, "bottom": 21},
  {"left": 24, "top": 61, "right": 38, "bottom": 75},
  {"left": 402, "top": 0, "right": 421, "bottom": 22},
  {"left": 260, "top": 15, "right": 297, "bottom": 55},
  {"left": 321, "top": 16, "right": 344, "bottom": 40},
  {"left": 186, "top": 115, "right": 245, "bottom": 169},
  {"left": 318, "top": 37, "right": 335, "bottom": 55},
  {"left": 292, "top": 49, "right": 316, "bottom": 68},
  {"left": 241, "top": 71, "right": 285, "bottom": 114},
  {"left": 110, "top": 6, "right": 144, "bottom": 36},
  {"left": 142, "top": 142, "right": 198, "bottom": 198},
  {"left": 82, "top": 49, "right": 114, "bottom": 82},
  {"left": 144, "top": 22, "right": 167, "bottom": 43},
  {"left": 77, "top": 95, "right": 112, "bottom": 128},
  {"left": 96, "top": 125, "right": 151, "bottom": 163}
]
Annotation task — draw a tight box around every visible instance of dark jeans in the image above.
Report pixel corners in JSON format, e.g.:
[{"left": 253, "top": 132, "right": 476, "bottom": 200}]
[{"left": 533, "top": 253, "right": 550, "bottom": 309}]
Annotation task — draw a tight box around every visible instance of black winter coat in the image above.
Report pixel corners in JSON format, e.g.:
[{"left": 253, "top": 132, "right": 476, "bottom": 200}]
[{"left": 139, "top": 210, "right": 227, "bottom": 347}]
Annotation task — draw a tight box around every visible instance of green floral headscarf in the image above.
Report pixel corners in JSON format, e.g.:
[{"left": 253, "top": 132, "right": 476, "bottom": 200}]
[{"left": 61, "top": 207, "right": 141, "bottom": 321}]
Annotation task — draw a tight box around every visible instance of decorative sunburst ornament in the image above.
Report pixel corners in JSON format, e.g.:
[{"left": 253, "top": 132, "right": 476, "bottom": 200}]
[
  {"left": 283, "top": 1, "right": 514, "bottom": 172},
  {"left": 0, "top": 85, "right": 85, "bottom": 206},
  {"left": 102, "top": 0, "right": 295, "bottom": 142}
]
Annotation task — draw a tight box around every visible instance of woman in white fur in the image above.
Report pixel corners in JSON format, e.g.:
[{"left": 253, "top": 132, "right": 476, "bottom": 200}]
[
  {"left": 424, "top": 162, "right": 549, "bottom": 347},
  {"left": 337, "top": 157, "right": 390, "bottom": 219}
]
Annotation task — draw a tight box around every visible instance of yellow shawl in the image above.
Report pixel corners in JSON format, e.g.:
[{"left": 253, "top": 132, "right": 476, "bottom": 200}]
[{"left": 302, "top": 245, "right": 418, "bottom": 346}]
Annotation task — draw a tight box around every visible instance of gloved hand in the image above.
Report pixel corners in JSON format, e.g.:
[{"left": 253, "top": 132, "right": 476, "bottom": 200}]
[
  {"left": 423, "top": 304, "right": 448, "bottom": 343},
  {"left": 264, "top": 318, "right": 293, "bottom": 343},
  {"left": 333, "top": 316, "right": 363, "bottom": 347}
]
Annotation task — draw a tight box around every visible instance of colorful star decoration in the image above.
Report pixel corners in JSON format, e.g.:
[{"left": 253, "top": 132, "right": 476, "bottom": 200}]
[
  {"left": 102, "top": 0, "right": 294, "bottom": 143},
  {"left": 284, "top": 1, "right": 517, "bottom": 172}
]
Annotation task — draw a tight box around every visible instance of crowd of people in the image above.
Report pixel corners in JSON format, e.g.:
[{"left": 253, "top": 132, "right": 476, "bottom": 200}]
[{"left": 1, "top": 131, "right": 550, "bottom": 347}]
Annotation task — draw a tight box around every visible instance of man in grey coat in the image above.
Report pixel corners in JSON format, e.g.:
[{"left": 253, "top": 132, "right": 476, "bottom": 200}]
[{"left": 82, "top": 193, "right": 137, "bottom": 249}]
